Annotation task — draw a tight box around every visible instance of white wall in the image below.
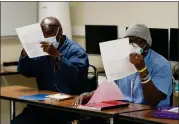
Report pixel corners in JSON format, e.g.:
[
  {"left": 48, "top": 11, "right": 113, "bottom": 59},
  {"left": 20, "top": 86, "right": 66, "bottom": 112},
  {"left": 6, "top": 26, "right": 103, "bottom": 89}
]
[
  {"left": 38, "top": 2, "right": 72, "bottom": 39},
  {"left": 84, "top": 2, "right": 178, "bottom": 28},
  {"left": 1, "top": 39, "right": 22, "bottom": 63},
  {"left": 83, "top": 2, "right": 178, "bottom": 69},
  {"left": 1, "top": 2, "right": 38, "bottom": 36},
  {"left": 2, "top": 2, "right": 177, "bottom": 68}
]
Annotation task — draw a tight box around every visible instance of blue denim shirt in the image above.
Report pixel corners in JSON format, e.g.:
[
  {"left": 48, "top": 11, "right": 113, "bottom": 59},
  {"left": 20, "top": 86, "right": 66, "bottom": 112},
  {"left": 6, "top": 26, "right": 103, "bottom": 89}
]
[{"left": 18, "top": 36, "right": 89, "bottom": 95}]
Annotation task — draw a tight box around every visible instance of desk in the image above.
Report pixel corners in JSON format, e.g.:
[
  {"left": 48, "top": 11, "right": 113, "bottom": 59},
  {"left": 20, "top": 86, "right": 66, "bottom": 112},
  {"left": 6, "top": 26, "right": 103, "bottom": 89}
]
[
  {"left": 1, "top": 66, "right": 19, "bottom": 75},
  {"left": 119, "top": 110, "right": 179, "bottom": 124},
  {"left": 0, "top": 86, "right": 152, "bottom": 124}
]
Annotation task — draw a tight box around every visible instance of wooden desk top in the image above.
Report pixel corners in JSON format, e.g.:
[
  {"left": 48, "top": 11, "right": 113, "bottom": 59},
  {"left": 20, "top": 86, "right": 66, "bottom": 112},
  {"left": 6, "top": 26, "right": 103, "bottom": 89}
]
[
  {"left": 119, "top": 110, "right": 179, "bottom": 124},
  {"left": 0, "top": 66, "right": 19, "bottom": 75},
  {"left": 0, "top": 85, "right": 152, "bottom": 118}
]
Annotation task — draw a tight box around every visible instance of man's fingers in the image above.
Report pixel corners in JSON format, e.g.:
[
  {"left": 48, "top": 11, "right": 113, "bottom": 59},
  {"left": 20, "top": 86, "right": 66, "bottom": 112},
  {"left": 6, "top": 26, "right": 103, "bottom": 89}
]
[
  {"left": 72, "top": 99, "right": 77, "bottom": 106},
  {"left": 79, "top": 96, "right": 84, "bottom": 105},
  {"left": 72, "top": 97, "right": 80, "bottom": 106},
  {"left": 41, "top": 44, "right": 51, "bottom": 48},
  {"left": 129, "top": 53, "right": 135, "bottom": 57},
  {"left": 130, "top": 53, "right": 142, "bottom": 60},
  {"left": 72, "top": 98, "right": 76, "bottom": 106},
  {"left": 130, "top": 58, "right": 136, "bottom": 65},
  {"left": 40, "top": 42, "right": 51, "bottom": 48},
  {"left": 43, "top": 47, "right": 50, "bottom": 52},
  {"left": 40, "top": 41, "right": 50, "bottom": 44},
  {"left": 41, "top": 42, "right": 51, "bottom": 47},
  {"left": 137, "top": 54, "right": 143, "bottom": 60},
  {"left": 129, "top": 54, "right": 139, "bottom": 65},
  {"left": 129, "top": 54, "right": 136, "bottom": 61}
]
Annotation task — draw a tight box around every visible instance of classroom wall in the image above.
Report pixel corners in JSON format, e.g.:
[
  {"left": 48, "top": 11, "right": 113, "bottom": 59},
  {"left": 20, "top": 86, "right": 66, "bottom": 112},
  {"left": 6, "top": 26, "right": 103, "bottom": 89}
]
[
  {"left": 2, "top": 2, "right": 178, "bottom": 70},
  {"left": 1, "top": 2, "right": 178, "bottom": 124},
  {"left": 84, "top": 2, "right": 178, "bottom": 28},
  {"left": 1, "top": 2, "right": 178, "bottom": 68},
  {"left": 74, "top": 2, "right": 178, "bottom": 69}
]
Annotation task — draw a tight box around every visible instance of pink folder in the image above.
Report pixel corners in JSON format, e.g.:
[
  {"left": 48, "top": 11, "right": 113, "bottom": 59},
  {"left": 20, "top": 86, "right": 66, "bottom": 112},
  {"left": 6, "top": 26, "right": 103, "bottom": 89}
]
[
  {"left": 87, "top": 81, "right": 125, "bottom": 104},
  {"left": 78, "top": 100, "right": 129, "bottom": 111}
]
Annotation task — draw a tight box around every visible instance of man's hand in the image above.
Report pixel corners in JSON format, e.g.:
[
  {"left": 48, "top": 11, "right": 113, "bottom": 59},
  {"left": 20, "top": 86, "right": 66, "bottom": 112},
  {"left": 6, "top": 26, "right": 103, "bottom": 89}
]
[
  {"left": 72, "top": 92, "right": 93, "bottom": 106},
  {"left": 129, "top": 53, "right": 145, "bottom": 70},
  {"left": 40, "top": 41, "right": 61, "bottom": 57},
  {"left": 21, "top": 49, "right": 27, "bottom": 57}
]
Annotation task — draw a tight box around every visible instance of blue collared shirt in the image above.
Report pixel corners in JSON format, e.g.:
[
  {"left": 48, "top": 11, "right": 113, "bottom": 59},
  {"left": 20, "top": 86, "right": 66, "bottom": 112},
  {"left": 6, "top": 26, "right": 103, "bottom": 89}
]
[
  {"left": 115, "top": 49, "right": 172, "bottom": 107},
  {"left": 17, "top": 36, "right": 89, "bottom": 95}
]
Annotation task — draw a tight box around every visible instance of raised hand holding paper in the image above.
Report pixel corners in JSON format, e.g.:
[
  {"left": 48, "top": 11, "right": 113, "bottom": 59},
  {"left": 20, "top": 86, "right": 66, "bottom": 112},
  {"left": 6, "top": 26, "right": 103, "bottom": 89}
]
[
  {"left": 99, "top": 38, "right": 137, "bottom": 81},
  {"left": 15, "top": 23, "right": 48, "bottom": 58}
]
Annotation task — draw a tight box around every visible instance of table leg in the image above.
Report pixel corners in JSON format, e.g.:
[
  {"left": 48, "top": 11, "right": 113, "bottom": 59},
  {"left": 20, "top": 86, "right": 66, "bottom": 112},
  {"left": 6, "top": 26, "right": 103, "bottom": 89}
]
[
  {"left": 109, "top": 117, "right": 114, "bottom": 124},
  {"left": 10, "top": 101, "right": 15, "bottom": 121}
]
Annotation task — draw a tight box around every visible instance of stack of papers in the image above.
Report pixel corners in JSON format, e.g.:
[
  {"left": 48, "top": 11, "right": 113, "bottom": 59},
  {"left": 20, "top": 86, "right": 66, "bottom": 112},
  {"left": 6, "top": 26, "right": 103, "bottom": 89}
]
[{"left": 45, "top": 93, "right": 72, "bottom": 101}]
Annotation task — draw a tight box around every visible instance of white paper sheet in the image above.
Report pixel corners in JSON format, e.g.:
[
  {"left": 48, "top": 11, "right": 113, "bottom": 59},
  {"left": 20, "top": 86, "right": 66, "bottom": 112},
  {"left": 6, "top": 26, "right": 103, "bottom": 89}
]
[
  {"left": 99, "top": 38, "right": 137, "bottom": 81},
  {"left": 167, "top": 107, "right": 179, "bottom": 113},
  {"left": 45, "top": 93, "right": 71, "bottom": 100},
  {"left": 15, "top": 23, "right": 48, "bottom": 58}
]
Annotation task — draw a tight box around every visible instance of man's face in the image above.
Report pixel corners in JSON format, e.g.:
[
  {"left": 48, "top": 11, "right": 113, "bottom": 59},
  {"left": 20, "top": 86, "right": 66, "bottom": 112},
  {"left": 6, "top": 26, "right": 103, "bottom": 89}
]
[
  {"left": 41, "top": 25, "right": 59, "bottom": 38},
  {"left": 128, "top": 36, "right": 146, "bottom": 48}
]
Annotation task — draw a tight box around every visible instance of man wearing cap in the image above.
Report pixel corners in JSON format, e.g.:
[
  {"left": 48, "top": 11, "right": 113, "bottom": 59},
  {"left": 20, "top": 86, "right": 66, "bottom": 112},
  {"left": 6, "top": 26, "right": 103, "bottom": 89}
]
[{"left": 74, "top": 24, "right": 172, "bottom": 108}]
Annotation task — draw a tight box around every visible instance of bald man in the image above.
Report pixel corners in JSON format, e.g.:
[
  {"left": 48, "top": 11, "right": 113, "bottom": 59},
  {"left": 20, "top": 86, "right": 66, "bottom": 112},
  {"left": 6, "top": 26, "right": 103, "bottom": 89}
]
[{"left": 12, "top": 17, "right": 90, "bottom": 124}]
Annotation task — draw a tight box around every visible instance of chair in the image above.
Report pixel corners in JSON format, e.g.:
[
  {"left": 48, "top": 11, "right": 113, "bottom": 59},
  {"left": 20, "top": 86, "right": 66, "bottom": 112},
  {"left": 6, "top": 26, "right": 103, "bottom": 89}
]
[
  {"left": 68, "top": 65, "right": 99, "bottom": 124},
  {"left": 87, "top": 64, "right": 98, "bottom": 92}
]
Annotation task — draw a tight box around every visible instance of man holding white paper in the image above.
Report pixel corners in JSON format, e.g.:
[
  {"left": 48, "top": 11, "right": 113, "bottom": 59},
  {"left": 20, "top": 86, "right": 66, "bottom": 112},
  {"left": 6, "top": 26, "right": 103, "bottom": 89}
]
[
  {"left": 15, "top": 23, "right": 48, "bottom": 58},
  {"left": 12, "top": 17, "right": 90, "bottom": 124},
  {"left": 99, "top": 37, "right": 138, "bottom": 81},
  {"left": 74, "top": 24, "right": 172, "bottom": 108}
]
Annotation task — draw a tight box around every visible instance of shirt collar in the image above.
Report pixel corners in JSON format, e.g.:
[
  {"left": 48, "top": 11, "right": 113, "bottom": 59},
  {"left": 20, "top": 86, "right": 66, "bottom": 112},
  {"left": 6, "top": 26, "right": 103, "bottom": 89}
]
[
  {"left": 144, "top": 49, "right": 152, "bottom": 65},
  {"left": 58, "top": 35, "right": 69, "bottom": 53}
]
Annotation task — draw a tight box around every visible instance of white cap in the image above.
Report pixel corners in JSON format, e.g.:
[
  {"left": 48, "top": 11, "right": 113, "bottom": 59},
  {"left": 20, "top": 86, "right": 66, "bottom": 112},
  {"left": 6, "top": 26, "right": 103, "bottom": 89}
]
[{"left": 124, "top": 24, "right": 152, "bottom": 46}]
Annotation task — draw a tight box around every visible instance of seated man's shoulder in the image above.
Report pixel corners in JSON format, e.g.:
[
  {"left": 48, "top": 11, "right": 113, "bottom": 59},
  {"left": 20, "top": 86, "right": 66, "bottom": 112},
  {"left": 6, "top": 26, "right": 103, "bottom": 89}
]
[
  {"left": 67, "top": 38, "right": 87, "bottom": 54},
  {"left": 150, "top": 50, "right": 171, "bottom": 71}
]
